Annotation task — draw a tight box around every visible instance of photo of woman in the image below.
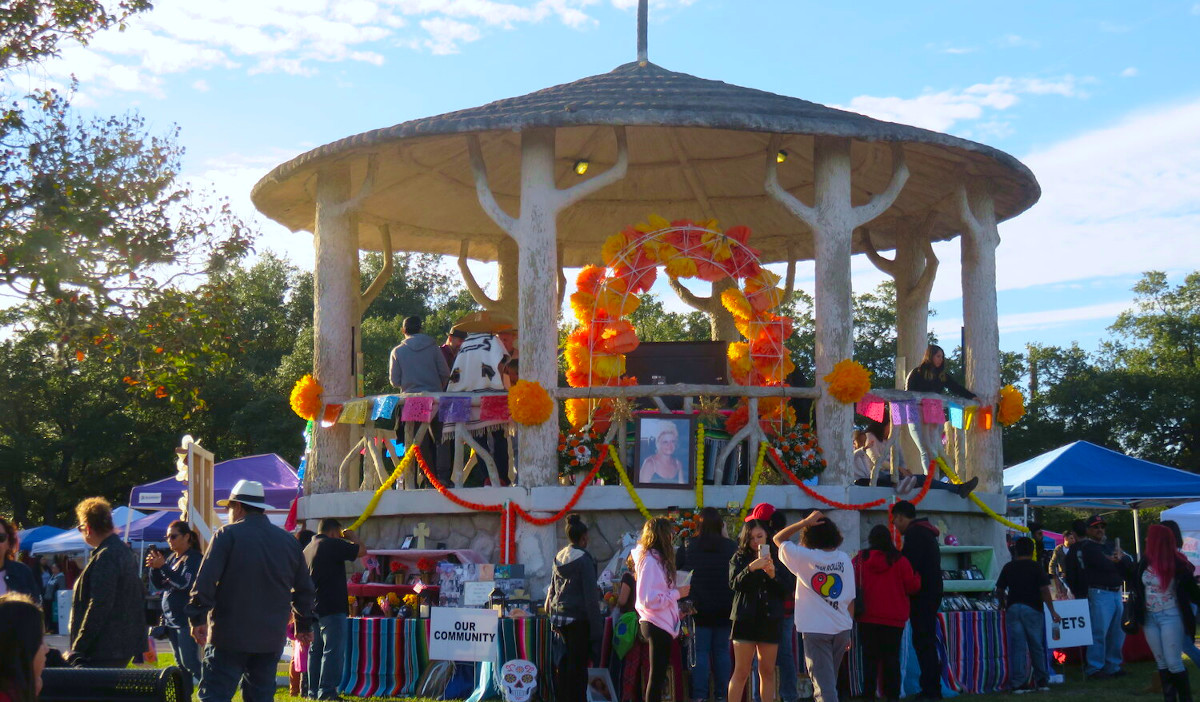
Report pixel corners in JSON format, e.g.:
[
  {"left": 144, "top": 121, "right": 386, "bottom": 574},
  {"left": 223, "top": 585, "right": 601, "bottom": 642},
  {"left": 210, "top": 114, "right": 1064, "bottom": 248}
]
[{"left": 635, "top": 416, "right": 694, "bottom": 487}]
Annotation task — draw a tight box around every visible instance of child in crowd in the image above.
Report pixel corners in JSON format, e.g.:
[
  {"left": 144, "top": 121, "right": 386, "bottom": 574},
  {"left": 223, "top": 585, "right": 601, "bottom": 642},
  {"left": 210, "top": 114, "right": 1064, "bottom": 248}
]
[{"left": 996, "top": 536, "right": 1061, "bottom": 694}]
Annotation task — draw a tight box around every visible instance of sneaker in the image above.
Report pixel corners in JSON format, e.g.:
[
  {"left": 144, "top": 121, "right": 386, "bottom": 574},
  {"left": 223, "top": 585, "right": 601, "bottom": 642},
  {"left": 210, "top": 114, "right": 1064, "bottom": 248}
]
[{"left": 1012, "top": 688, "right": 1034, "bottom": 695}]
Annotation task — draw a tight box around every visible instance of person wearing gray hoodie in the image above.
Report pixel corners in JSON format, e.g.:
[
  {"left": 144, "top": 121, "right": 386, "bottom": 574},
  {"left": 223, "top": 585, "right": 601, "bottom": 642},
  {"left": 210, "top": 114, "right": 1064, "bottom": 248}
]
[
  {"left": 546, "top": 514, "right": 603, "bottom": 702},
  {"left": 389, "top": 316, "right": 450, "bottom": 393}
]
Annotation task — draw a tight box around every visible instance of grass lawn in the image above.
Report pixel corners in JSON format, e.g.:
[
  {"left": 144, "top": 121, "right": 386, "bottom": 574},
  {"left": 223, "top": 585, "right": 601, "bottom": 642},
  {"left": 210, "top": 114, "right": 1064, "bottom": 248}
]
[{"left": 139, "top": 653, "right": 1185, "bottom": 701}]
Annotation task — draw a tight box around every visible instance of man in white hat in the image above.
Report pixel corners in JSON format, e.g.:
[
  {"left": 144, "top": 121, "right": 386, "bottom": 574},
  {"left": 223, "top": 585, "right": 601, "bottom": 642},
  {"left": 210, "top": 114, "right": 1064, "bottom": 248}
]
[{"left": 187, "top": 480, "right": 316, "bottom": 702}]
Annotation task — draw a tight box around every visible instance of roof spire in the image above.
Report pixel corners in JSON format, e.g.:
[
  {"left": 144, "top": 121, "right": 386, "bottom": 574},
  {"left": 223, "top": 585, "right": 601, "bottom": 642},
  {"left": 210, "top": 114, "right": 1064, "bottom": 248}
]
[{"left": 637, "top": 0, "right": 648, "bottom": 62}]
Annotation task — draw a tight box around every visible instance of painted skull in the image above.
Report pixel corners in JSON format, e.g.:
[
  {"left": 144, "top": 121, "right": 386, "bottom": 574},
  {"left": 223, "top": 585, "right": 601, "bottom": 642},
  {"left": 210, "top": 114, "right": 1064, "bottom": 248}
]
[{"left": 500, "top": 659, "right": 537, "bottom": 702}]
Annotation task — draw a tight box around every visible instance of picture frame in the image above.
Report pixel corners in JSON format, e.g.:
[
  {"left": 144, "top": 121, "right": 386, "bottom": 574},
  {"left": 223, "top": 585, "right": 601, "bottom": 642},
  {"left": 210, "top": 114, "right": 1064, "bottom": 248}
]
[
  {"left": 586, "top": 669, "right": 617, "bottom": 702},
  {"left": 633, "top": 414, "right": 696, "bottom": 489},
  {"left": 400, "top": 535, "right": 415, "bottom": 550}
]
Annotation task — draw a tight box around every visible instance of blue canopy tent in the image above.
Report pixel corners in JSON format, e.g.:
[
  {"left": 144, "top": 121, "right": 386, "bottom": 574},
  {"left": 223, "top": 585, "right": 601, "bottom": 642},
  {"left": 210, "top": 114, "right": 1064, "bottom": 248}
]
[
  {"left": 16, "top": 525, "right": 67, "bottom": 552},
  {"left": 30, "top": 507, "right": 147, "bottom": 554},
  {"left": 1004, "top": 441, "right": 1200, "bottom": 554},
  {"left": 124, "top": 510, "right": 181, "bottom": 542}
]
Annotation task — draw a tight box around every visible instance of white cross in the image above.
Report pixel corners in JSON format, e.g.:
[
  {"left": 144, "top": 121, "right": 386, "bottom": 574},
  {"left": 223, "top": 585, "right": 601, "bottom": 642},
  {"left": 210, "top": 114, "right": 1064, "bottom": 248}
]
[{"left": 414, "top": 522, "right": 431, "bottom": 550}]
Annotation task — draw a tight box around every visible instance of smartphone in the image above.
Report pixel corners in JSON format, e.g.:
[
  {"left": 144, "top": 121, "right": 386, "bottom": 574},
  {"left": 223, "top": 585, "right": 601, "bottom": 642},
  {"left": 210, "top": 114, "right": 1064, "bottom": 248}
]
[{"left": 758, "top": 544, "right": 770, "bottom": 559}]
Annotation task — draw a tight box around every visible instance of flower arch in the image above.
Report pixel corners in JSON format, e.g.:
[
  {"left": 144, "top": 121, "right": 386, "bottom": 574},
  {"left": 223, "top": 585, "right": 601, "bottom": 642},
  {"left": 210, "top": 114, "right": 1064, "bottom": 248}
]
[{"left": 564, "top": 214, "right": 797, "bottom": 434}]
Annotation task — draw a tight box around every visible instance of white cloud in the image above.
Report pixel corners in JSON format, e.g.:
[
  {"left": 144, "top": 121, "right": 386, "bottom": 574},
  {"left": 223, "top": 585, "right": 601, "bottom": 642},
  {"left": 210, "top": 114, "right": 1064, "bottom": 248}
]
[
  {"left": 841, "top": 75, "right": 1085, "bottom": 133},
  {"left": 1120, "top": 66, "right": 1138, "bottom": 78},
  {"left": 931, "top": 301, "right": 1132, "bottom": 337},
  {"left": 29, "top": 0, "right": 614, "bottom": 98},
  {"left": 996, "top": 34, "right": 1039, "bottom": 49},
  {"left": 192, "top": 79, "right": 211, "bottom": 92},
  {"left": 915, "top": 97, "right": 1200, "bottom": 306},
  {"left": 1193, "top": 3, "right": 1200, "bottom": 15},
  {"left": 942, "top": 47, "right": 976, "bottom": 55}
]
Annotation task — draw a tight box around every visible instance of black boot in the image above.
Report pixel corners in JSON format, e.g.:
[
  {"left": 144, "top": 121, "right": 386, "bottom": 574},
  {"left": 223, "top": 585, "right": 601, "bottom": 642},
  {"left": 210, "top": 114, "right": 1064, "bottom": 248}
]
[
  {"left": 1175, "top": 670, "right": 1193, "bottom": 702},
  {"left": 956, "top": 476, "right": 979, "bottom": 499},
  {"left": 1163, "top": 669, "right": 1180, "bottom": 702}
]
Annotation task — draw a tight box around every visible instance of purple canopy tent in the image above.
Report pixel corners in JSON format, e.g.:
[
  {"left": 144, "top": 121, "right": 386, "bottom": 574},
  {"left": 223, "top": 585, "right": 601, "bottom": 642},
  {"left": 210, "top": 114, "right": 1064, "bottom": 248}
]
[{"left": 129, "top": 453, "right": 299, "bottom": 512}]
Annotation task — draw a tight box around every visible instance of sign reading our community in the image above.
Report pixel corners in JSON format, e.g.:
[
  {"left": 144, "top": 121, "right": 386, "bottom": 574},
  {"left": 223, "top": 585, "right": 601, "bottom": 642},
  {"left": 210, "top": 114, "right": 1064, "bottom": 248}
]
[
  {"left": 1045, "top": 598, "right": 1092, "bottom": 649},
  {"left": 429, "top": 606, "right": 500, "bottom": 662}
]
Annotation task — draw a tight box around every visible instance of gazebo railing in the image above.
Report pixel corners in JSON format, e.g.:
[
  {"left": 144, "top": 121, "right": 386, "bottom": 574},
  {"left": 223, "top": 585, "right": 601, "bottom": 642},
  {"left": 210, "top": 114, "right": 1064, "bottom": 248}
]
[{"left": 332, "top": 385, "right": 977, "bottom": 492}]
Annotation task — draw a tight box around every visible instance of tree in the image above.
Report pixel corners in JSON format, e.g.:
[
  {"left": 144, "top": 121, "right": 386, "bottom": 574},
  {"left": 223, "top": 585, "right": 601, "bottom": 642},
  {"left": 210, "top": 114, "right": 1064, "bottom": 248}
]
[{"left": 1, "top": 0, "right": 151, "bottom": 70}]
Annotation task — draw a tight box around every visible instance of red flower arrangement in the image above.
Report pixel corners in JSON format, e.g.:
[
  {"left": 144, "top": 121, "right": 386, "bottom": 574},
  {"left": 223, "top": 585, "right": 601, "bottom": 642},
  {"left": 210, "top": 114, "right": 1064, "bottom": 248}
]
[
  {"left": 416, "top": 557, "right": 437, "bottom": 572},
  {"left": 389, "top": 561, "right": 405, "bottom": 573}
]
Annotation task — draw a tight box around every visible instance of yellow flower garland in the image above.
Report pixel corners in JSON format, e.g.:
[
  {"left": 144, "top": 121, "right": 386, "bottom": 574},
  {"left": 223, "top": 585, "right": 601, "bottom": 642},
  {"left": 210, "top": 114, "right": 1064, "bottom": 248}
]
[
  {"left": 823, "top": 359, "right": 872, "bottom": 404},
  {"left": 695, "top": 423, "right": 706, "bottom": 510},
  {"left": 609, "top": 444, "right": 652, "bottom": 521},
  {"left": 998, "top": 384, "right": 1026, "bottom": 426},
  {"left": 289, "top": 374, "right": 323, "bottom": 421},
  {"left": 508, "top": 379, "right": 554, "bottom": 425},
  {"left": 739, "top": 441, "right": 769, "bottom": 520},
  {"left": 936, "top": 456, "right": 1029, "bottom": 533},
  {"left": 347, "top": 444, "right": 417, "bottom": 531}
]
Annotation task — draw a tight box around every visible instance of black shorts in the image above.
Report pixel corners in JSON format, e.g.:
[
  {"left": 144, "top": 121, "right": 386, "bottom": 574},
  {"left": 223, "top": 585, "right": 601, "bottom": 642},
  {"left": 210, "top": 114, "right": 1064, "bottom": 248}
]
[{"left": 731, "top": 617, "right": 781, "bottom": 645}]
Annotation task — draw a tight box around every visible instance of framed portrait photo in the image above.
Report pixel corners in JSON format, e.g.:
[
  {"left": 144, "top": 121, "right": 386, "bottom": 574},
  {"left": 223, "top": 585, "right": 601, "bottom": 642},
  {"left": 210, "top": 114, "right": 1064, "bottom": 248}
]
[
  {"left": 586, "top": 669, "right": 618, "bottom": 702},
  {"left": 400, "top": 535, "right": 415, "bottom": 550},
  {"left": 634, "top": 414, "right": 696, "bottom": 489}
]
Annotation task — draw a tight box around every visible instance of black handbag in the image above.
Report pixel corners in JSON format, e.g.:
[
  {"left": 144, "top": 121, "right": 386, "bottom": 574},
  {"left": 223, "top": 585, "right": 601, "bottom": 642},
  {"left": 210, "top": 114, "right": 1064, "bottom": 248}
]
[
  {"left": 1121, "top": 588, "right": 1141, "bottom": 635},
  {"left": 149, "top": 616, "right": 170, "bottom": 641}
]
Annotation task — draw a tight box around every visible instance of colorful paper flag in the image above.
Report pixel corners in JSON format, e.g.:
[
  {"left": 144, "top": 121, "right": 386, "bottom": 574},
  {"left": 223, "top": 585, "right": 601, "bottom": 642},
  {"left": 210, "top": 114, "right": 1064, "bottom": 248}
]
[
  {"left": 856, "top": 393, "right": 887, "bottom": 423},
  {"left": 480, "top": 395, "right": 511, "bottom": 422},
  {"left": 978, "top": 406, "right": 994, "bottom": 431},
  {"left": 320, "top": 403, "right": 343, "bottom": 427},
  {"left": 948, "top": 403, "right": 964, "bottom": 429},
  {"left": 890, "top": 401, "right": 918, "bottom": 425},
  {"left": 372, "top": 395, "right": 400, "bottom": 421},
  {"left": 963, "top": 406, "right": 977, "bottom": 431},
  {"left": 400, "top": 396, "right": 434, "bottom": 422},
  {"left": 920, "top": 398, "right": 944, "bottom": 425},
  {"left": 439, "top": 396, "right": 472, "bottom": 423},
  {"left": 338, "top": 400, "right": 369, "bottom": 424}
]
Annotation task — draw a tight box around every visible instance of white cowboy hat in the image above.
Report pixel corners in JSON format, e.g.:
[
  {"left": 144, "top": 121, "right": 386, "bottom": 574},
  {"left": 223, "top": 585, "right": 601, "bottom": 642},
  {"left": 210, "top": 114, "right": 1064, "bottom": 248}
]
[{"left": 217, "top": 479, "right": 272, "bottom": 511}]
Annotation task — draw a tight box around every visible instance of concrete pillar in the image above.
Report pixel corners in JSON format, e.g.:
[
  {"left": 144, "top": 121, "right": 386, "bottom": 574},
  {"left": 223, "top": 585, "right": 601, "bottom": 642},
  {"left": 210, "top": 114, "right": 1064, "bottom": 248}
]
[
  {"left": 959, "top": 181, "right": 1003, "bottom": 491},
  {"left": 311, "top": 166, "right": 361, "bottom": 494}
]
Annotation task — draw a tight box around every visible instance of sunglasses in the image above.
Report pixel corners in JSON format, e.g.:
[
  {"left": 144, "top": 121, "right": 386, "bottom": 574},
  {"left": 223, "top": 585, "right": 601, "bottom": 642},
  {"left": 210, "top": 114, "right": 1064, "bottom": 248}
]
[{"left": 166, "top": 533, "right": 182, "bottom": 540}]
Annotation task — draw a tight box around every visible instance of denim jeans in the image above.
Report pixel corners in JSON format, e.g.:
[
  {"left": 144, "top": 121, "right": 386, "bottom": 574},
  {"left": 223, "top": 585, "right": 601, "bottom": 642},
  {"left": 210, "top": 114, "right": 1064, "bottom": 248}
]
[
  {"left": 308, "top": 613, "right": 349, "bottom": 698},
  {"left": 198, "top": 645, "right": 282, "bottom": 702},
  {"left": 777, "top": 617, "right": 799, "bottom": 702},
  {"left": 691, "top": 622, "right": 732, "bottom": 701},
  {"left": 1006, "top": 604, "right": 1048, "bottom": 689},
  {"left": 907, "top": 422, "right": 943, "bottom": 472},
  {"left": 166, "top": 626, "right": 203, "bottom": 684},
  {"left": 1145, "top": 607, "right": 1187, "bottom": 674},
  {"left": 1086, "top": 588, "right": 1125, "bottom": 675}
]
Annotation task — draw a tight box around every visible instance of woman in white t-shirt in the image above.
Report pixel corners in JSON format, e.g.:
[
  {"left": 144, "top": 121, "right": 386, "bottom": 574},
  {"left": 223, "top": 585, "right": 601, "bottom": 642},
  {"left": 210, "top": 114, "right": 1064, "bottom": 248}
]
[{"left": 774, "top": 510, "right": 855, "bottom": 702}]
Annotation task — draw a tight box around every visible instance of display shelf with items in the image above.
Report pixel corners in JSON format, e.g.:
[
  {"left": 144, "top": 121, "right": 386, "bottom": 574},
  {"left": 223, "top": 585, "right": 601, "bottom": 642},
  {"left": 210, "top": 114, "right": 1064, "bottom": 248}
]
[{"left": 940, "top": 545, "right": 997, "bottom": 594}]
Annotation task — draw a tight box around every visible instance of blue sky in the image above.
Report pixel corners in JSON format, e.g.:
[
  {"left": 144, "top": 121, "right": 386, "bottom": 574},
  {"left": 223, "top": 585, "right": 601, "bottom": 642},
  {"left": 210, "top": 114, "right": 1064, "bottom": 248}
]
[{"left": 16, "top": 0, "right": 1200, "bottom": 355}]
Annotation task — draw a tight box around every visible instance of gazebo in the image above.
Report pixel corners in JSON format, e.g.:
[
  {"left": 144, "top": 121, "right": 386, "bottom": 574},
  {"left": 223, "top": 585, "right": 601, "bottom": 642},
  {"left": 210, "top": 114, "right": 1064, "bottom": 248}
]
[{"left": 252, "top": 2, "right": 1038, "bottom": 585}]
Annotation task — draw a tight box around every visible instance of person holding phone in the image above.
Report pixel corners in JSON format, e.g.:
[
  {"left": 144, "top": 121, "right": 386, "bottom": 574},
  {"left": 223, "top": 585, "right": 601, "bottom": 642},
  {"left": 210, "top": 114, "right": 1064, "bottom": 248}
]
[
  {"left": 1078, "top": 514, "right": 1134, "bottom": 680},
  {"left": 147, "top": 521, "right": 204, "bottom": 686},
  {"left": 727, "top": 518, "right": 785, "bottom": 702},
  {"left": 632, "top": 518, "right": 690, "bottom": 702}
]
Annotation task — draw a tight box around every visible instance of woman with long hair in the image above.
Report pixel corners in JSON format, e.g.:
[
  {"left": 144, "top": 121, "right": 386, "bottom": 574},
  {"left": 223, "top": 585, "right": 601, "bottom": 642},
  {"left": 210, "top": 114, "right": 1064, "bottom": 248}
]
[
  {"left": 1132, "top": 524, "right": 1200, "bottom": 702},
  {"left": 852, "top": 525, "right": 921, "bottom": 700},
  {"left": 0, "top": 593, "right": 50, "bottom": 702},
  {"left": 546, "top": 514, "right": 603, "bottom": 702},
  {"left": 146, "top": 520, "right": 203, "bottom": 684},
  {"left": 904, "top": 344, "right": 980, "bottom": 492},
  {"left": 633, "top": 517, "right": 690, "bottom": 702},
  {"left": 679, "top": 507, "right": 737, "bottom": 702},
  {"left": 726, "top": 519, "right": 784, "bottom": 702},
  {"left": 0, "top": 518, "right": 40, "bottom": 603}
]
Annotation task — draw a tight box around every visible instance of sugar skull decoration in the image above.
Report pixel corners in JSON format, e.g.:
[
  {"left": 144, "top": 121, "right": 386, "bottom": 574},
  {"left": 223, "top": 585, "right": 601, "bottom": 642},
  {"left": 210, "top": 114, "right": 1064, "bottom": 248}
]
[{"left": 500, "top": 659, "right": 537, "bottom": 702}]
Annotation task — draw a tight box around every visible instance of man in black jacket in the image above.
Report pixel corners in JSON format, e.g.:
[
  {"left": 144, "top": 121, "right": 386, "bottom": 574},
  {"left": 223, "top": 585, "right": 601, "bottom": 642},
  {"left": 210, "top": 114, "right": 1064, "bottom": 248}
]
[
  {"left": 894, "top": 500, "right": 944, "bottom": 700},
  {"left": 1077, "top": 514, "right": 1133, "bottom": 680},
  {"left": 68, "top": 498, "right": 146, "bottom": 667},
  {"left": 188, "top": 480, "right": 317, "bottom": 702}
]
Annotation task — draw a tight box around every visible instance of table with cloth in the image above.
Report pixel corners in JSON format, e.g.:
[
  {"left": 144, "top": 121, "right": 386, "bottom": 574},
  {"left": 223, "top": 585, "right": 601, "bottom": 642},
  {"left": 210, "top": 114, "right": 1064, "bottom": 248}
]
[
  {"left": 339, "top": 616, "right": 552, "bottom": 698},
  {"left": 847, "top": 611, "right": 1010, "bottom": 697}
]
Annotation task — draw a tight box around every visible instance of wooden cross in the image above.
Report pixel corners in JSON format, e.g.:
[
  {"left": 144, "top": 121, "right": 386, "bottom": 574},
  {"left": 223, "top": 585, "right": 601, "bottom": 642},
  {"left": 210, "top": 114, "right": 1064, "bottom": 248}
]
[{"left": 414, "top": 522, "right": 431, "bottom": 550}]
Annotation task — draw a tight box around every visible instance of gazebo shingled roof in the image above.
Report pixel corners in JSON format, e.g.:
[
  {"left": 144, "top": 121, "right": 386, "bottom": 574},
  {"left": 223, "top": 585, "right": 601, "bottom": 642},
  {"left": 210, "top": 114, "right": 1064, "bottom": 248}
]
[{"left": 253, "top": 60, "right": 1040, "bottom": 266}]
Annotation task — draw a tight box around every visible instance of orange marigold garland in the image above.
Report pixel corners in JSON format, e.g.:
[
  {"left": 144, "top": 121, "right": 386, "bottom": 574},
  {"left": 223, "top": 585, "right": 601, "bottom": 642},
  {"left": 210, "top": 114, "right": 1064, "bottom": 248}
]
[
  {"left": 823, "top": 359, "right": 871, "bottom": 404},
  {"left": 508, "top": 379, "right": 554, "bottom": 425},
  {"left": 289, "top": 374, "right": 323, "bottom": 421},
  {"left": 997, "top": 385, "right": 1026, "bottom": 426}
]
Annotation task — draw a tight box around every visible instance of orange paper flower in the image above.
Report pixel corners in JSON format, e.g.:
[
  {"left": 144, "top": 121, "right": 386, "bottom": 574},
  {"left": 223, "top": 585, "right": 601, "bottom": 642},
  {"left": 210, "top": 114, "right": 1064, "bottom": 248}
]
[
  {"left": 998, "top": 384, "right": 1026, "bottom": 426},
  {"left": 289, "top": 374, "right": 323, "bottom": 421},
  {"left": 823, "top": 360, "right": 871, "bottom": 404},
  {"left": 508, "top": 379, "right": 554, "bottom": 425}
]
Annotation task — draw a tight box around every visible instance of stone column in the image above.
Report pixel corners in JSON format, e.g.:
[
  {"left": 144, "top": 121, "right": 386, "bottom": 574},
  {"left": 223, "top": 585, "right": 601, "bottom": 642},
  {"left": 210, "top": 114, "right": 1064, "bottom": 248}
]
[
  {"left": 958, "top": 181, "right": 1003, "bottom": 491},
  {"left": 312, "top": 166, "right": 359, "bottom": 494}
]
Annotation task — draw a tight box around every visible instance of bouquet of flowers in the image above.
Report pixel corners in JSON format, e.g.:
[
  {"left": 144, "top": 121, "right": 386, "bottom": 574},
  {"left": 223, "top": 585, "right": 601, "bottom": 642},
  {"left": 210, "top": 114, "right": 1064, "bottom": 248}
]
[
  {"left": 671, "top": 509, "right": 699, "bottom": 542},
  {"left": 769, "top": 424, "right": 827, "bottom": 481},
  {"left": 558, "top": 428, "right": 604, "bottom": 477},
  {"left": 403, "top": 593, "right": 420, "bottom": 610}
]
